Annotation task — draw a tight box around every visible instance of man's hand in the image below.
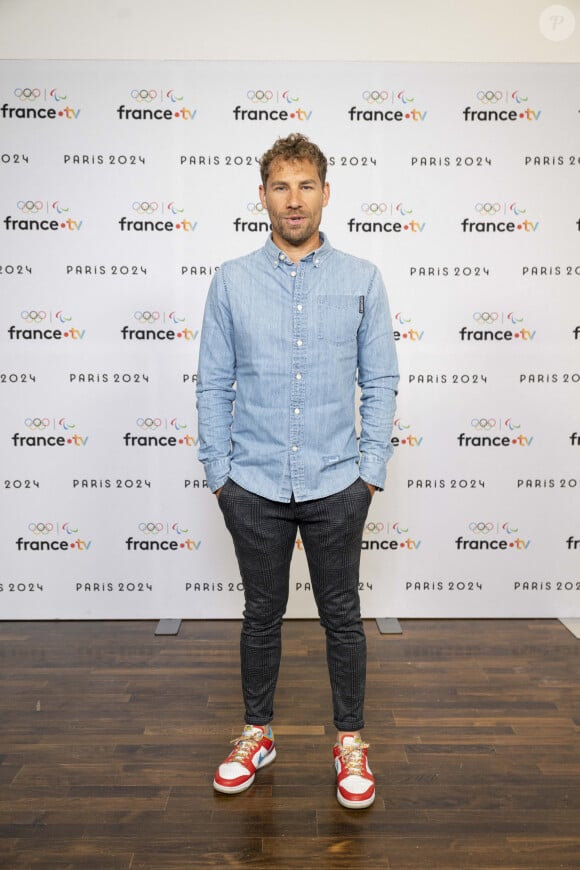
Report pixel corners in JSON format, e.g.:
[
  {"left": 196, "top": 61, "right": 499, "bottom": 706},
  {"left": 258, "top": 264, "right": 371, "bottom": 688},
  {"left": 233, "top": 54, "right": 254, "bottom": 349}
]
[
  {"left": 215, "top": 486, "right": 223, "bottom": 499},
  {"left": 366, "top": 483, "right": 376, "bottom": 497}
]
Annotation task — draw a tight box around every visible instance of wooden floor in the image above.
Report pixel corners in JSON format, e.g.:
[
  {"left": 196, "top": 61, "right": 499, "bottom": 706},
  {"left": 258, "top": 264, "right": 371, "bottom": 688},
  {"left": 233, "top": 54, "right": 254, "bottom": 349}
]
[{"left": 0, "top": 618, "right": 579, "bottom": 870}]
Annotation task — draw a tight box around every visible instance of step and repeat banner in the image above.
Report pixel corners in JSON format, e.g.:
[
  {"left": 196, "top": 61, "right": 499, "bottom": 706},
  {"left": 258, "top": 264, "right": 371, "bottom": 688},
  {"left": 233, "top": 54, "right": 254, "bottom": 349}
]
[{"left": 1, "top": 60, "right": 579, "bottom": 619}]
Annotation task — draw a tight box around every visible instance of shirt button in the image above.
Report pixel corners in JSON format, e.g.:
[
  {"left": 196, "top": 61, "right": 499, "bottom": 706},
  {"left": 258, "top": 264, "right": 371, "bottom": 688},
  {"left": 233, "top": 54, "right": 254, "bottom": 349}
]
[
  {"left": 279, "top": 252, "right": 285, "bottom": 260},
  {"left": 294, "top": 408, "right": 300, "bottom": 415},
  {"left": 297, "top": 304, "right": 303, "bottom": 311},
  {"left": 296, "top": 372, "right": 302, "bottom": 380},
  {"left": 296, "top": 339, "right": 303, "bottom": 346},
  {"left": 290, "top": 270, "right": 297, "bottom": 277},
  {"left": 291, "top": 445, "right": 298, "bottom": 452}
]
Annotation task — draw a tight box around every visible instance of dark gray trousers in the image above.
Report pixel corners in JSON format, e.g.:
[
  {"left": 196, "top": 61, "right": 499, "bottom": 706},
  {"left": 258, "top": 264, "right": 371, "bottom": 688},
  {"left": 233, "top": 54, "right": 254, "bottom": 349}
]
[{"left": 218, "top": 477, "right": 372, "bottom": 731}]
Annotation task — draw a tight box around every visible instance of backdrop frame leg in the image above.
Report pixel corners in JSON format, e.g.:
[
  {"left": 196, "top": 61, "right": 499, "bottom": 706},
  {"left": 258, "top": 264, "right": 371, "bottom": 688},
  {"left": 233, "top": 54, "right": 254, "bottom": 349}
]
[
  {"left": 155, "top": 619, "right": 182, "bottom": 636},
  {"left": 376, "top": 618, "right": 403, "bottom": 634}
]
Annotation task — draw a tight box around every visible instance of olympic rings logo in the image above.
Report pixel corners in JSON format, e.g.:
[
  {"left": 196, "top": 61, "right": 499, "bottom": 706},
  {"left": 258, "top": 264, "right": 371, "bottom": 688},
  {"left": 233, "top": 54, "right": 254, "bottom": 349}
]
[
  {"left": 14, "top": 88, "right": 41, "bottom": 101},
  {"left": 475, "top": 202, "right": 501, "bottom": 215},
  {"left": 134, "top": 311, "right": 160, "bottom": 323},
  {"left": 17, "top": 200, "right": 43, "bottom": 214},
  {"left": 21, "top": 310, "right": 47, "bottom": 323},
  {"left": 131, "top": 89, "right": 158, "bottom": 102},
  {"left": 132, "top": 201, "right": 158, "bottom": 214},
  {"left": 473, "top": 312, "right": 499, "bottom": 323},
  {"left": 247, "top": 202, "right": 267, "bottom": 215},
  {"left": 362, "top": 202, "right": 388, "bottom": 214},
  {"left": 468, "top": 522, "right": 494, "bottom": 534},
  {"left": 362, "top": 90, "right": 388, "bottom": 104},
  {"left": 138, "top": 522, "right": 163, "bottom": 534},
  {"left": 25, "top": 417, "right": 50, "bottom": 430},
  {"left": 470, "top": 418, "right": 497, "bottom": 430},
  {"left": 365, "top": 522, "right": 385, "bottom": 534},
  {"left": 136, "top": 417, "right": 162, "bottom": 429},
  {"left": 247, "top": 90, "right": 273, "bottom": 103},
  {"left": 476, "top": 90, "right": 503, "bottom": 104},
  {"left": 28, "top": 522, "right": 54, "bottom": 535}
]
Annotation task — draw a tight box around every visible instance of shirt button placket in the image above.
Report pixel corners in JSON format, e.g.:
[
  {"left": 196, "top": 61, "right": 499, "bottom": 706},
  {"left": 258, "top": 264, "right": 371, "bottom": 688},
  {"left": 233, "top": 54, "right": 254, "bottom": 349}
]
[{"left": 290, "top": 263, "right": 306, "bottom": 493}]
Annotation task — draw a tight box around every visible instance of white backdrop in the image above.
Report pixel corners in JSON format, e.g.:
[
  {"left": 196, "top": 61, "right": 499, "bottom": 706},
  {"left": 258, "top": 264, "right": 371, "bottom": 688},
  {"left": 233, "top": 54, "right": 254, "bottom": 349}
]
[{"left": 1, "top": 59, "right": 579, "bottom": 619}]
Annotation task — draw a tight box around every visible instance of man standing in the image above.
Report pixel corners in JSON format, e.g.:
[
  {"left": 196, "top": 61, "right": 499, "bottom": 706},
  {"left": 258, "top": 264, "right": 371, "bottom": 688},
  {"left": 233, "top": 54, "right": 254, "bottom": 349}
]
[{"left": 196, "top": 133, "right": 398, "bottom": 809}]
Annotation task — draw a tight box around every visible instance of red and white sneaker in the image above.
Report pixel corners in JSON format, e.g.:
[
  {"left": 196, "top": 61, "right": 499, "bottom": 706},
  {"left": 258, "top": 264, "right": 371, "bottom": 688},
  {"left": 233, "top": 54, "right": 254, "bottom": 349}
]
[
  {"left": 213, "top": 725, "right": 276, "bottom": 794},
  {"left": 333, "top": 734, "right": 375, "bottom": 809}
]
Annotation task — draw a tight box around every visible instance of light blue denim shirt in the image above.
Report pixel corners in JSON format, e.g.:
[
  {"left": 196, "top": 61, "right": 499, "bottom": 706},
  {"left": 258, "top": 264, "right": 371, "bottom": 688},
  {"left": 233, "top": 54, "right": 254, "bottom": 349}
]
[{"left": 196, "top": 233, "right": 399, "bottom": 502}]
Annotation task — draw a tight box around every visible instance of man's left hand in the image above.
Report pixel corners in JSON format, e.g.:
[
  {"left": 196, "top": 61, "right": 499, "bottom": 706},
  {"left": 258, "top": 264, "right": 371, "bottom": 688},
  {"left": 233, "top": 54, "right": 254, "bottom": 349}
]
[{"left": 366, "top": 483, "right": 376, "bottom": 497}]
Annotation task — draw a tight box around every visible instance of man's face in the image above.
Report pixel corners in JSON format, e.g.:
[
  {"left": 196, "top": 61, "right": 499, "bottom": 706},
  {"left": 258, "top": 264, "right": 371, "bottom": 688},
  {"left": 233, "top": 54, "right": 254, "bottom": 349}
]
[{"left": 259, "top": 158, "right": 330, "bottom": 252}]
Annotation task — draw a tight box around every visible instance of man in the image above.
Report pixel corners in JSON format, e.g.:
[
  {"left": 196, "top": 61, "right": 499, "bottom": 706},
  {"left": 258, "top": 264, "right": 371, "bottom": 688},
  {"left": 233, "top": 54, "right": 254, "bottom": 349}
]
[{"left": 196, "top": 133, "right": 399, "bottom": 809}]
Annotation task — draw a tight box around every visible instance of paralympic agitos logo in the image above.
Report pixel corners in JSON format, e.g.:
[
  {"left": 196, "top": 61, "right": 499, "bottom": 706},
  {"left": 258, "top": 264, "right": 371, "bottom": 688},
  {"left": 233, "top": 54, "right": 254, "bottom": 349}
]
[
  {"left": 457, "top": 417, "right": 534, "bottom": 448},
  {"left": 4, "top": 200, "right": 83, "bottom": 232},
  {"left": 15, "top": 521, "right": 91, "bottom": 552},
  {"left": 348, "top": 89, "right": 427, "bottom": 122},
  {"left": 117, "top": 89, "right": 196, "bottom": 121},
  {"left": 232, "top": 89, "right": 312, "bottom": 121},
  {"left": 118, "top": 201, "right": 197, "bottom": 232},
  {"left": 12, "top": 417, "right": 89, "bottom": 448},
  {"left": 8, "top": 309, "right": 86, "bottom": 341},
  {"left": 1, "top": 87, "right": 81, "bottom": 120},
  {"left": 463, "top": 90, "right": 541, "bottom": 122}
]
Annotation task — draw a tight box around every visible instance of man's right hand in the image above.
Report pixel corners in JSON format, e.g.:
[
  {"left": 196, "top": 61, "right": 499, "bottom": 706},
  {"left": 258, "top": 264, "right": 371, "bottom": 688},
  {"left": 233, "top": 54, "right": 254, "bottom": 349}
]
[{"left": 215, "top": 487, "right": 223, "bottom": 499}]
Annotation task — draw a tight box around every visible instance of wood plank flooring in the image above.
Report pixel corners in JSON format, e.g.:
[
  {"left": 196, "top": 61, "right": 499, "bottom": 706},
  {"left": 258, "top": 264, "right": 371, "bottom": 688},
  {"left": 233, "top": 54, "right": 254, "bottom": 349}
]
[{"left": 0, "top": 618, "right": 579, "bottom": 869}]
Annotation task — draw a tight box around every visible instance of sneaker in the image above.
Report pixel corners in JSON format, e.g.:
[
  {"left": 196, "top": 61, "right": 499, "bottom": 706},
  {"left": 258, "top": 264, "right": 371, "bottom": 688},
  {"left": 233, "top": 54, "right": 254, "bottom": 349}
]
[
  {"left": 333, "top": 734, "right": 375, "bottom": 809},
  {"left": 213, "top": 725, "right": 276, "bottom": 794}
]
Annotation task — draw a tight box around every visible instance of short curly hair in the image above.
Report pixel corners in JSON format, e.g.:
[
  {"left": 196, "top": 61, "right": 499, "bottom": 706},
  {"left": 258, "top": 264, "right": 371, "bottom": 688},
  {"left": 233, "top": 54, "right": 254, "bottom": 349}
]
[{"left": 259, "top": 133, "right": 328, "bottom": 188}]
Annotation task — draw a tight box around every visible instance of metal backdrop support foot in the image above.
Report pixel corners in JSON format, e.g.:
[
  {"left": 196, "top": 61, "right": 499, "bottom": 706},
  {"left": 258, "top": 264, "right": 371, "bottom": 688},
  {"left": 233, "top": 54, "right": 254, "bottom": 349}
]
[
  {"left": 559, "top": 618, "right": 580, "bottom": 639},
  {"left": 376, "top": 618, "right": 403, "bottom": 634},
  {"left": 155, "top": 619, "right": 182, "bottom": 636}
]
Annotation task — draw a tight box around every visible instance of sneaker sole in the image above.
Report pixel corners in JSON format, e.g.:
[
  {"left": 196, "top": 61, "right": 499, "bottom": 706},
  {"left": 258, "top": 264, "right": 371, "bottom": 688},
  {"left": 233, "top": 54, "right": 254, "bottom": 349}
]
[
  {"left": 213, "top": 746, "right": 276, "bottom": 794},
  {"left": 337, "top": 789, "right": 375, "bottom": 809}
]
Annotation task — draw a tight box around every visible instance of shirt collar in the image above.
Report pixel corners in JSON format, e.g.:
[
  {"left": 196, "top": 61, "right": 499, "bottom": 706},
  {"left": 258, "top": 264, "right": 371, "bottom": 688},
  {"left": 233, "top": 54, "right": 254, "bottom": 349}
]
[{"left": 265, "top": 232, "right": 333, "bottom": 268}]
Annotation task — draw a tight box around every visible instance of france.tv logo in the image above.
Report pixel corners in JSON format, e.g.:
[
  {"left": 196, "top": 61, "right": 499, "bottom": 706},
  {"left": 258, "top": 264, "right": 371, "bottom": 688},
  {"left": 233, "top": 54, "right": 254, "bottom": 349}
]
[
  {"left": 1, "top": 87, "right": 81, "bottom": 120},
  {"left": 459, "top": 311, "right": 536, "bottom": 342},
  {"left": 391, "top": 418, "right": 424, "bottom": 447},
  {"left": 123, "top": 417, "right": 198, "bottom": 447},
  {"left": 233, "top": 89, "right": 312, "bottom": 121},
  {"left": 393, "top": 312, "right": 424, "bottom": 342},
  {"left": 4, "top": 200, "right": 83, "bottom": 232},
  {"left": 461, "top": 202, "right": 539, "bottom": 233},
  {"left": 117, "top": 89, "right": 196, "bottom": 120},
  {"left": 463, "top": 90, "right": 541, "bottom": 122},
  {"left": 349, "top": 89, "right": 427, "bottom": 122},
  {"left": 16, "top": 521, "right": 91, "bottom": 552},
  {"left": 457, "top": 417, "right": 534, "bottom": 447},
  {"left": 120, "top": 310, "right": 198, "bottom": 341},
  {"left": 348, "top": 201, "right": 426, "bottom": 234},
  {"left": 118, "top": 201, "right": 197, "bottom": 232},
  {"left": 12, "top": 417, "right": 89, "bottom": 448},
  {"left": 362, "top": 520, "right": 422, "bottom": 551},
  {"left": 455, "top": 520, "right": 531, "bottom": 551},
  {"left": 8, "top": 309, "right": 86, "bottom": 341},
  {"left": 125, "top": 521, "right": 201, "bottom": 552}
]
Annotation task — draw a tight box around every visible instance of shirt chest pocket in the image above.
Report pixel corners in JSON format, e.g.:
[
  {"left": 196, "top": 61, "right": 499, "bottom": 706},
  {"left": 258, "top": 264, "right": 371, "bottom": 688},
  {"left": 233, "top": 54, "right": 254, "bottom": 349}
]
[{"left": 316, "top": 295, "right": 363, "bottom": 345}]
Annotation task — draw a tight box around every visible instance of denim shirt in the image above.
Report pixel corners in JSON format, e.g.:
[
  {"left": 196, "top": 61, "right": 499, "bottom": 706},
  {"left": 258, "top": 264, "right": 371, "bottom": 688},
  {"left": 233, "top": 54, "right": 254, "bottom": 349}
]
[{"left": 196, "top": 233, "right": 399, "bottom": 502}]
